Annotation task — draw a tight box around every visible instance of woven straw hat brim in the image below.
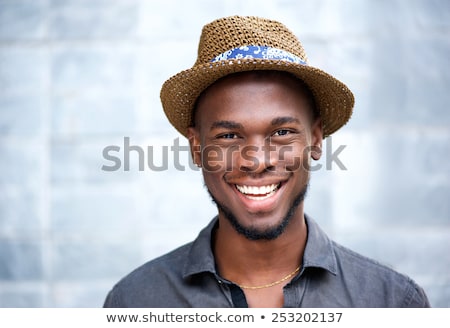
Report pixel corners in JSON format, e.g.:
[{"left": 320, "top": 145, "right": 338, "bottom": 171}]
[{"left": 160, "top": 57, "right": 354, "bottom": 138}]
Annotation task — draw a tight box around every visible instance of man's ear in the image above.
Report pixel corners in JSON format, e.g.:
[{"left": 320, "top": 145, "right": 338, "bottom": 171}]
[
  {"left": 311, "top": 118, "right": 323, "bottom": 161},
  {"left": 187, "top": 127, "right": 201, "bottom": 167}
]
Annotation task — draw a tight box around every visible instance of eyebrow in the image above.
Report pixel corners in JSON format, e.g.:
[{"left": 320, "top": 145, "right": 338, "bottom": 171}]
[
  {"left": 209, "top": 117, "right": 300, "bottom": 131},
  {"left": 210, "top": 120, "right": 244, "bottom": 131},
  {"left": 271, "top": 116, "right": 301, "bottom": 126}
]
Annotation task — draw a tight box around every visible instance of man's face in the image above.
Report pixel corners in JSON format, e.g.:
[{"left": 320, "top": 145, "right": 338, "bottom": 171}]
[{"left": 188, "top": 72, "right": 322, "bottom": 240}]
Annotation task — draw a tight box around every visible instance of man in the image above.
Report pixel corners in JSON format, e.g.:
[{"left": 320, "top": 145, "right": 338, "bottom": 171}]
[{"left": 103, "top": 16, "right": 429, "bottom": 307}]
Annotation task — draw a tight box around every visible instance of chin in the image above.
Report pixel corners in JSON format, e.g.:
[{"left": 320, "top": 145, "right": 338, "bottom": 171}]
[{"left": 208, "top": 183, "right": 308, "bottom": 241}]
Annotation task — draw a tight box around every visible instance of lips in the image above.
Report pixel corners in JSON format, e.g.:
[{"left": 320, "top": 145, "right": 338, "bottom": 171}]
[{"left": 235, "top": 183, "right": 281, "bottom": 201}]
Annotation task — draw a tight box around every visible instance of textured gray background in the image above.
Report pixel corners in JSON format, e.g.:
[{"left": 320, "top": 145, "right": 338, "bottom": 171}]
[{"left": 0, "top": 0, "right": 449, "bottom": 307}]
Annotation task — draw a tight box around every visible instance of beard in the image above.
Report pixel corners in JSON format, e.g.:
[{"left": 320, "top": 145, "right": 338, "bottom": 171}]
[{"left": 206, "top": 182, "right": 309, "bottom": 241}]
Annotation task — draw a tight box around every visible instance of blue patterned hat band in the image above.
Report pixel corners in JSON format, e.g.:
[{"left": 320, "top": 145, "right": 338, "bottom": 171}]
[{"left": 211, "top": 45, "right": 307, "bottom": 66}]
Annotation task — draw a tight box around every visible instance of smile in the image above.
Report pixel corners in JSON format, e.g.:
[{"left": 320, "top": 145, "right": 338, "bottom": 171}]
[{"left": 235, "top": 183, "right": 281, "bottom": 201}]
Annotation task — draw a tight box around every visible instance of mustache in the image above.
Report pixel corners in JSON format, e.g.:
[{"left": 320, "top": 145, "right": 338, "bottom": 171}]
[{"left": 223, "top": 170, "right": 291, "bottom": 182}]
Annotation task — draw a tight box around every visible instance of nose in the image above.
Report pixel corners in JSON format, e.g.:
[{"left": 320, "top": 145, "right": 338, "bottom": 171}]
[{"left": 237, "top": 137, "right": 277, "bottom": 173}]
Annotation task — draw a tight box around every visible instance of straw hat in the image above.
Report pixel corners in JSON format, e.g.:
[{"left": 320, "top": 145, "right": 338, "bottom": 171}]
[{"left": 160, "top": 15, "right": 354, "bottom": 137}]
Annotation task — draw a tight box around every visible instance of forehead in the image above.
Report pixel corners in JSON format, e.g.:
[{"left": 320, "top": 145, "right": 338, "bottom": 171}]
[{"left": 194, "top": 71, "right": 314, "bottom": 128}]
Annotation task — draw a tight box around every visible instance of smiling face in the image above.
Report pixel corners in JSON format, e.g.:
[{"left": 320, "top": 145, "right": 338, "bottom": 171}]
[{"left": 188, "top": 71, "right": 323, "bottom": 240}]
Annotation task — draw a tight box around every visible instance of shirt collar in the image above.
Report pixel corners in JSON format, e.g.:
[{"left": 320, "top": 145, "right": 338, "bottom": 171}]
[
  {"left": 182, "top": 217, "right": 218, "bottom": 279},
  {"left": 182, "top": 214, "right": 337, "bottom": 279},
  {"left": 302, "top": 214, "right": 337, "bottom": 275}
]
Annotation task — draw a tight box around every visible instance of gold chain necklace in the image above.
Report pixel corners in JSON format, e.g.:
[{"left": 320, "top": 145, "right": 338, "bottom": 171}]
[{"left": 237, "top": 266, "right": 301, "bottom": 290}]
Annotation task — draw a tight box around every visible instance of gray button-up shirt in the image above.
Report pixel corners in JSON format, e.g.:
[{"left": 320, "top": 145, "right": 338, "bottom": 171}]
[{"left": 103, "top": 215, "right": 430, "bottom": 307}]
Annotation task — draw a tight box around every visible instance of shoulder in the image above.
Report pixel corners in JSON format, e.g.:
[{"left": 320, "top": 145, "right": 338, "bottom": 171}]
[
  {"left": 103, "top": 242, "right": 193, "bottom": 308},
  {"left": 103, "top": 218, "right": 219, "bottom": 307},
  {"left": 331, "top": 241, "right": 430, "bottom": 307}
]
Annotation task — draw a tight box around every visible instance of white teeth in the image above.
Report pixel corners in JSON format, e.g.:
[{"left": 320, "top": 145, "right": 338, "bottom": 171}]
[{"left": 236, "top": 183, "right": 279, "bottom": 196}]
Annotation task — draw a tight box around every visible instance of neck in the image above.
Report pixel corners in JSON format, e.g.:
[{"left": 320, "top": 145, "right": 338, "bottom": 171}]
[{"left": 213, "top": 206, "right": 307, "bottom": 286}]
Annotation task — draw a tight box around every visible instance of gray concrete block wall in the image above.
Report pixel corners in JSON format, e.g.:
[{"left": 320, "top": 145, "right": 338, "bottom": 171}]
[{"left": 0, "top": 0, "right": 448, "bottom": 307}]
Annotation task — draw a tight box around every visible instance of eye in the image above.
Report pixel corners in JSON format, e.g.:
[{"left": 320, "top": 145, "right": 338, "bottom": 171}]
[
  {"left": 273, "top": 129, "right": 292, "bottom": 137},
  {"left": 218, "top": 133, "right": 238, "bottom": 139}
]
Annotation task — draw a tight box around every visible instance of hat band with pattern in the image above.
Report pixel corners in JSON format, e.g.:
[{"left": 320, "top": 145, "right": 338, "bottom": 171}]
[{"left": 211, "top": 46, "right": 307, "bottom": 66}]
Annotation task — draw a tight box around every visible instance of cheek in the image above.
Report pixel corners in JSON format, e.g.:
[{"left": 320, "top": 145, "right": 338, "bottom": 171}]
[
  {"left": 277, "top": 144, "right": 311, "bottom": 172},
  {"left": 201, "top": 144, "right": 225, "bottom": 172},
  {"left": 202, "top": 170, "right": 228, "bottom": 201},
  {"left": 201, "top": 145, "right": 239, "bottom": 173}
]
